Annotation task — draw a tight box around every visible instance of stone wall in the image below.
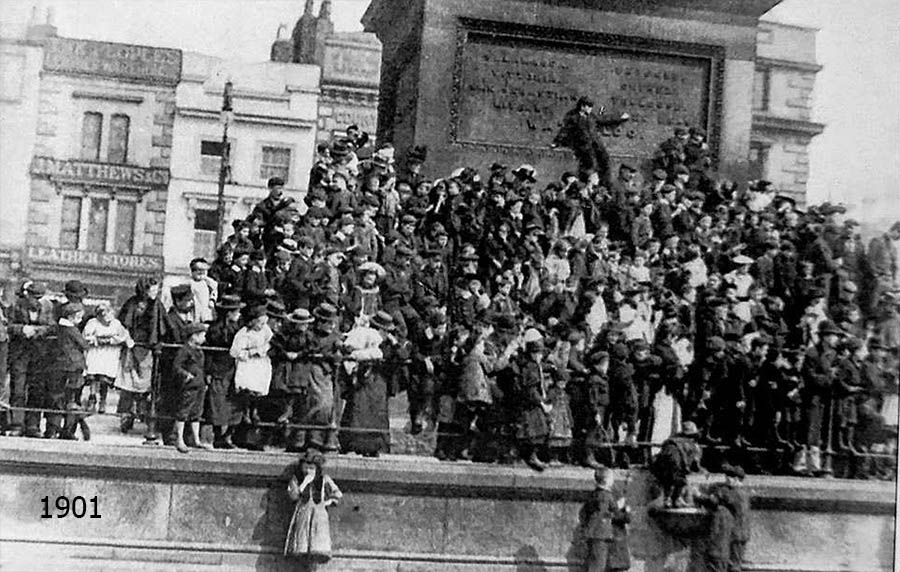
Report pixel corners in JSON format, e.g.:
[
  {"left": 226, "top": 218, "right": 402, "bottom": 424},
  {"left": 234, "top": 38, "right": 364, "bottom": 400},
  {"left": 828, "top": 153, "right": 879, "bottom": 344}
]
[{"left": 0, "top": 439, "right": 894, "bottom": 572}]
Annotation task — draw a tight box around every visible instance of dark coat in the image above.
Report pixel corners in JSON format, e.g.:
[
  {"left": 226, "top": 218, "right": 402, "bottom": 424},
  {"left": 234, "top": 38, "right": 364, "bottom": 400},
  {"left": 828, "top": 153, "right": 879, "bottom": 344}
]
[
  {"left": 512, "top": 355, "right": 550, "bottom": 443},
  {"left": 801, "top": 344, "right": 836, "bottom": 400},
  {"left": 173, "top": 344, "right": 205, "bottom": 389},
  {"left": 54, "top": 322, "right": 88, "bottom": 373},
  {"left": 118, "top": 295, "right": 168, "bottom": 363},
  {"left": 552, "top": 108, "right": 627, "bottom": 175}
]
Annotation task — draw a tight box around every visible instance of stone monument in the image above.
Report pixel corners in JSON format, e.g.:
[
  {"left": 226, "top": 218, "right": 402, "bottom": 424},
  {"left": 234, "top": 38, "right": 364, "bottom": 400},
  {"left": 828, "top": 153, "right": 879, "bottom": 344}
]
[{"left": 363, "top": 0, "right": 782, "bottom": 181}]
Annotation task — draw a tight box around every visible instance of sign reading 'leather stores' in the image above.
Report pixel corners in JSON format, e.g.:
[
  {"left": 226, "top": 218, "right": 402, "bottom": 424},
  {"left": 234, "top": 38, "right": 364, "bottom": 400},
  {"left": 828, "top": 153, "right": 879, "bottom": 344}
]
[{"left": 452, "top": 21, "right": 725, "bottom": 162}]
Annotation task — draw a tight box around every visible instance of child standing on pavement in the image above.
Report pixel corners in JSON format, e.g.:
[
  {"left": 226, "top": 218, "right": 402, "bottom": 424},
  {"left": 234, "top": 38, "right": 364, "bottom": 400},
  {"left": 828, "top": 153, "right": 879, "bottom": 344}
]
[
  {"left": 173, "top": 323, "right": 211, "bottom": 453},
  {"left": 57, "top": 303, "right": 89, "bottom": 440},
  {"left": 83, "top": 302, "right": 132, "bottom": 414}
]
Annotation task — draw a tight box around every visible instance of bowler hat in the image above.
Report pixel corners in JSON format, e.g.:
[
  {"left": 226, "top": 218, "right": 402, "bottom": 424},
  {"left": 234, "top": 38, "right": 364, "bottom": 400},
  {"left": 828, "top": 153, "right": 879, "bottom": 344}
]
[
  {"left": 314, "top": 303, "right": 339, "bottom": 322},
  {"left": 246, "top": 304, "right": 268, "bottom": 320},
  {"left": 370, "top": 310, "right": 395, "bottom": 332},
  {"left": 331, "top": 139, "right": 351, "bottom": 158},
  {"left": 64, "top": 280, "right": 88, "bottom": 297}
]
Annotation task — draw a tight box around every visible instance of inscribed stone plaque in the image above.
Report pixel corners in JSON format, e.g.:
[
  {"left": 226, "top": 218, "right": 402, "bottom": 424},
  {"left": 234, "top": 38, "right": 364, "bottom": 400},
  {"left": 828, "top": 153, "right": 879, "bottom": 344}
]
[{"left": 451, "top": 20, "right": 724, "bottom": 162}]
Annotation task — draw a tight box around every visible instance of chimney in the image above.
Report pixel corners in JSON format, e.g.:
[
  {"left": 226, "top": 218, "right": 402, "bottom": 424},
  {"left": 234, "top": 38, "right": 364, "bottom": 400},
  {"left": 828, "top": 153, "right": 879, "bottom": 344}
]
[
  {"left": 291, "top": 0, "right": 318, "bottom": 63},
  {"left": 270, "top": 23, "right": 293, "bottom": 63},
  {"left": 26, "top": 5, "right": 58, "bottom": 42},
  {"left": 313, "top": 0, "right": 334, "bottom": 65}
]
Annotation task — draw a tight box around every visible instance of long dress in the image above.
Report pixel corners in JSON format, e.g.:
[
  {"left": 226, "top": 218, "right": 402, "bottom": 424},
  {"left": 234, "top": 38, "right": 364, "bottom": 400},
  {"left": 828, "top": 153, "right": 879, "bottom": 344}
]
[
  {"left": 284, "top": 473, "right": 342, "bottom": 561},
  {"left": 339, "top": 326, "right": 391, "bottom": 455}
]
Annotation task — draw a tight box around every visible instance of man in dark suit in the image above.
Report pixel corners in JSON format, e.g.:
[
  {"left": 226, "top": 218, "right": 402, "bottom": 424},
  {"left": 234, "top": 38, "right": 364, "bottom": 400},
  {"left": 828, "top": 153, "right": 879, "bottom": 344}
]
[{"left": 552, "top": 96, "right": 630, "bottom": 187}]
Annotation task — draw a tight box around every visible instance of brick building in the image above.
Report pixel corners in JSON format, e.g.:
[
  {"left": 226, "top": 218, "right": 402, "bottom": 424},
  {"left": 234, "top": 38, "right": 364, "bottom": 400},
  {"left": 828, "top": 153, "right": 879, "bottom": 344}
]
[{"left": 6, "top": 23, "right": 181, "bottom": 302}]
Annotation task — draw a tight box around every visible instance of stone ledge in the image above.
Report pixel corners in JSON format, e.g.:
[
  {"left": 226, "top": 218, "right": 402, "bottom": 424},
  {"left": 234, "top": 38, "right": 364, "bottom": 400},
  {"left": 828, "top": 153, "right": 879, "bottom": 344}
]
[
  {"left": 1, "top": 537, "right": 891, "bottom": 572},
  {"left": 0, "top": 438, "right": 894, "bottom": 514}
]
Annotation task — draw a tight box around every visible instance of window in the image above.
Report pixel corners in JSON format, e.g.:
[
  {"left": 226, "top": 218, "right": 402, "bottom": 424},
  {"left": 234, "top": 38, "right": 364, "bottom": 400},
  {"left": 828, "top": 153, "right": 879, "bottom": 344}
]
[
  {"left": 81, "top": 112, "right": 102, "bottom": 160},
  {"left": 753, "top": 68, "right": 770, "bottom": 112},
  {"left": 60, "top": 196, "right": 83, "bottom": 249},
  {"left": 59, "top": 194, "right": 138, "bottom": 253},
  {"left": 193, "top": 209, "right": 219, "bottom": 260},
  {"left": 86, "top": 198, "right": 110, "bottom": 253},
  {"left": 749, "top": 142, "right": 769, "bottom": 181},
  {"left": 259, "top": 145, "right": 291, "bottom": 182},
  {"left": 108, "top": 114, "right": 130, "bottom": 164},
  {"left": 114, "top": 200, "right": 136, "bottom": 253},
  {"left": 200, "top": 140, "right": 226, "bottom": 175}
]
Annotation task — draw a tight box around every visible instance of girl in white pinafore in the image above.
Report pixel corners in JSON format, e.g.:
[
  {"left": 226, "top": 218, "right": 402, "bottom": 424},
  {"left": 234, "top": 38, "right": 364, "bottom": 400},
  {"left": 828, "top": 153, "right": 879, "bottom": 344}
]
[
  {"left": 285, "top": 451, "right": 342, "bottom": 566},
  {"left": 230, "top": 304, "right": 273, "bottom": 425},
  {"left": 229, "top": 304, "right": 273, "bottom": 395}
]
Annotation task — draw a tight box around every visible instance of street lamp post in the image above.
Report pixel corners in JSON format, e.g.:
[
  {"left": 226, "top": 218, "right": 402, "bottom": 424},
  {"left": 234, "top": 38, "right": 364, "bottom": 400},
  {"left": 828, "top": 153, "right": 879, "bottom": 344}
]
[{"left": 214, "top": 80, "right": 234, "bottom": 249}]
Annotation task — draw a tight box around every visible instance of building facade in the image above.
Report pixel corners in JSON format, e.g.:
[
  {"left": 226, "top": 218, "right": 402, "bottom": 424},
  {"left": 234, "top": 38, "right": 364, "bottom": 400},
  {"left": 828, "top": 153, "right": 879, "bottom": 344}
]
[
  {"left": 751, "top": 20, "right": 824, "bottom": 203},
  {"left": 272, "top": 0, "right": 380, "bottom": 145},
  {"left": 162, "top": 52, "right": 320, "bottom": 281},
  {"left": 5, "top": 26, "right": 182, "bottom": 303},
  {"left": 284, "top": 4, "right": 819, "bottom": 200},
  {"left": 0, "top": 14, "right": 53, "bottom": 282}
]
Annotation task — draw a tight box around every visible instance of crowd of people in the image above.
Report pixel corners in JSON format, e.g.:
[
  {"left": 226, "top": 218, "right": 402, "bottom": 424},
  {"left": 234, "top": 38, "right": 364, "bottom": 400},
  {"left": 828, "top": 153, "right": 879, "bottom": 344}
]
[{"left": 1, "top": 105, "right": 898, "bottom": 478}]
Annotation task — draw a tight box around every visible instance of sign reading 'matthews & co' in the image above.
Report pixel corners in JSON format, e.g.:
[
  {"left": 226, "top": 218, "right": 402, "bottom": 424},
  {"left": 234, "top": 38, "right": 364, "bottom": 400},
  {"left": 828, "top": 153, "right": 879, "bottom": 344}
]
[
  {"left": 42, "top": 38, "right": 182, "bottom": 85},
  {"left": 30, "top": 157, "right": 170, "bottom": 189}
]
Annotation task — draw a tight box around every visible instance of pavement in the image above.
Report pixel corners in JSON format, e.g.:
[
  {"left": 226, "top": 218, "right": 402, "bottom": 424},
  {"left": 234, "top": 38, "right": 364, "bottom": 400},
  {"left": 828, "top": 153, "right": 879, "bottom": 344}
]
[{"left": 5, "top": 388, "right": 438, "bottom": 457}]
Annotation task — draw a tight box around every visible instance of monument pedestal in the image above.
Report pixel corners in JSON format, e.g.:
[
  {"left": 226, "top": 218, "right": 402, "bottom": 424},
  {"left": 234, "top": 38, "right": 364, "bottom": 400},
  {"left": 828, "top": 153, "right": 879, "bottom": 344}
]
[{"left": 363, "top": 0, "right": 781, "bottom": 182}]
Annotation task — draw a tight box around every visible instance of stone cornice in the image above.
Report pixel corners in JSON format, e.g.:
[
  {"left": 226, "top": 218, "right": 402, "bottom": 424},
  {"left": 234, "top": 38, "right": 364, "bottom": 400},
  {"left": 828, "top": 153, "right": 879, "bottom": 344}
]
[
  {"left": 176, "top": 107, "right": 315, "bottom": 129},
  {"left": 753, "top": 113, "right": 825, "bottom": 138},
  {"left": 756, "top": 56, "right": 822, "bottom": 73}
]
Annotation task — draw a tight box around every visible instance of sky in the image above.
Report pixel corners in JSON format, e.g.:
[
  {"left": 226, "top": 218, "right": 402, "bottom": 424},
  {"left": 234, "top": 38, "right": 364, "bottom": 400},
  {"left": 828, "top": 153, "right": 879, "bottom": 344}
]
[{"left": 1, "top": 0, "right": 898, "bottom": 228}]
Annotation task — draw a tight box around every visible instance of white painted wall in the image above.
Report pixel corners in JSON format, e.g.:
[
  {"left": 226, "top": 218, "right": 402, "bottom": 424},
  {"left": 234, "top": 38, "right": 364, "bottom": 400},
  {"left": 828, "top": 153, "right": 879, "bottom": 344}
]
[
  {"left": 163, "top": 52, "right": 320, "bottom": 278},
  {"left": 0, "top": 40, "right": 42, "bottom": 251}
]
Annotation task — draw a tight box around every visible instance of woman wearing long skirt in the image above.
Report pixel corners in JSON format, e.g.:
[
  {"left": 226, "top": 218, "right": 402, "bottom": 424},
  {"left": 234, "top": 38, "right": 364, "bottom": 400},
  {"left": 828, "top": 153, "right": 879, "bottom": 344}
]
[
  {"left": 339, "top": 311, "right": 397, "bottom": 457},
  {"left": 285, "top": 451, "right": 342, "bottom": 567},
  {"left": 116, "top": 278, "right": 168, "bottom": 435}
]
